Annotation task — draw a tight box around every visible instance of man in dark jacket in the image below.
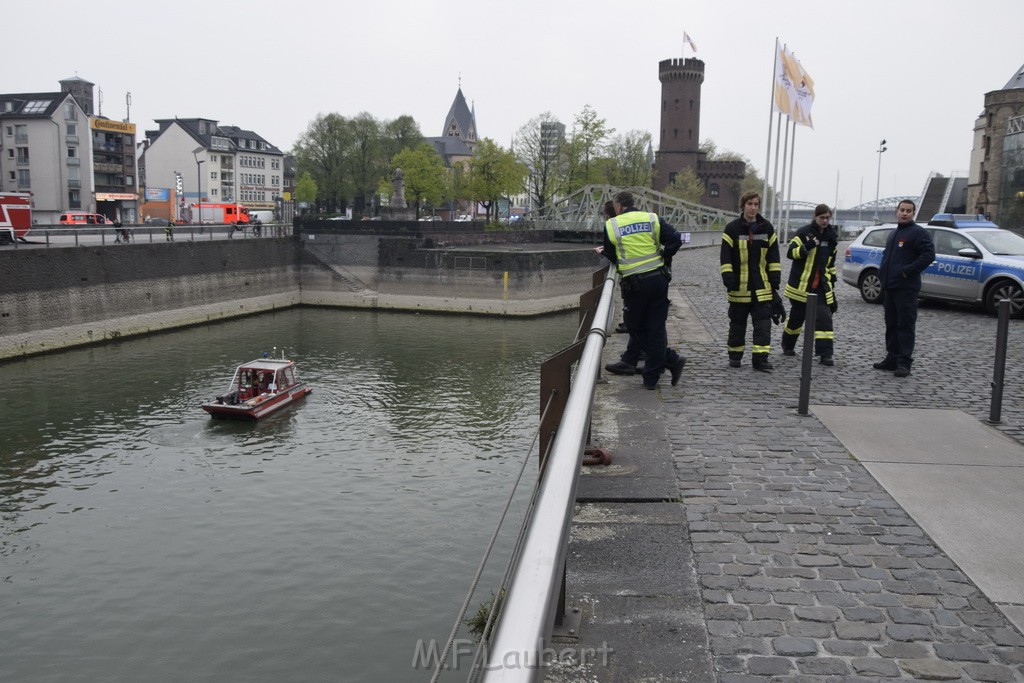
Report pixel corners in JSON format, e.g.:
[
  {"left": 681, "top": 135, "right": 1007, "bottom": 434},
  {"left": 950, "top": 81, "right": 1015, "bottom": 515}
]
[
  {"left": 720, "top": 190, "right": 782, "bottom": 371},
  {"left": 601, "top": 191, "right": 686, "bottom": 390},
  {"left": 873, "top": 199, "right": 935, "bottom": 377},
  {"left": 782, "top": 203, "right": 840, "bottom": 364}
]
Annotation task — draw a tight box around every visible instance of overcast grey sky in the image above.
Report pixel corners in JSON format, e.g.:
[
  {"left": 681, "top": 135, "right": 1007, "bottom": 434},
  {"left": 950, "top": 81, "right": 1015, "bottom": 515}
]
[{"left": 7, "top": 0, "right": 1021, "bottom": 210}]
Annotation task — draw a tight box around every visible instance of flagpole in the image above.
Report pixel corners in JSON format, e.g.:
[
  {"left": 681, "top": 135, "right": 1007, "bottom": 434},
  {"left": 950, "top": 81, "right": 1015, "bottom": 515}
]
[
  {"left": 784, "top": 123, "right": 797, "bottom": 242},
  {"left": 776, "top": 116, "right": 791, "bottom": 231},
  {"left": 762, "top": 37, "right": 779, "bottom": 209},
  {"left": 770, "top": 112, "right": 783, "bottom": 225}
]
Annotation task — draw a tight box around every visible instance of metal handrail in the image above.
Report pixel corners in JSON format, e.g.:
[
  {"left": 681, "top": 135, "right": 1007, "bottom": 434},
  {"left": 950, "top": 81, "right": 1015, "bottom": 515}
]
[{"left": 480, "top": 268, "right": 617, "bottom": 681}]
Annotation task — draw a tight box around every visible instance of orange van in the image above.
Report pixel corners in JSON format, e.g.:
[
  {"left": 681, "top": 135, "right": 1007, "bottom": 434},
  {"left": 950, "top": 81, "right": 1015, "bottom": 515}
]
[{"left": 59, "top": 212, "right": 110, "bottom": 225}]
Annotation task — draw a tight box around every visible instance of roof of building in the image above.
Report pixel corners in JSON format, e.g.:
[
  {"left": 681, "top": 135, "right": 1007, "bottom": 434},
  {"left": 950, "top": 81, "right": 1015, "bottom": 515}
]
[
  {"left": 1001, "top": 63, "right": 1024, "bottom": 91},
  {"left": 146, "top": 118, "right": 283, "bottom": 155},
  {"left": 0, "top": 91, "right": 71, "bottom": 119},
  {"left": 441, "top": 87, "right": 476, "bottom": 142}
]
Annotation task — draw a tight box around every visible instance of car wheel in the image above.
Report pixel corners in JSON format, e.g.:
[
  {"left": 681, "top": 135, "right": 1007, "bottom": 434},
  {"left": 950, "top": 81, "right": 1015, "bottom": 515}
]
[
  {"left": 859, "top": 270, "right": 883, "bottom": 304},
  {"left": 985, "top": 279, "right": 1024, "bottom": 317}
]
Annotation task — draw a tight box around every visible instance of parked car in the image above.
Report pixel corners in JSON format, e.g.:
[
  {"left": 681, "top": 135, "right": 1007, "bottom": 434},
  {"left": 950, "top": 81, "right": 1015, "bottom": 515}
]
[
  {"left": 59, "top": 212, "right": 110, "bottom": 225},
  {"left": 454, "top": 214, "right": 473, "bottom": 222},
  {"left": 841, "top": 215, "right": 1024, "bottom": 317}
]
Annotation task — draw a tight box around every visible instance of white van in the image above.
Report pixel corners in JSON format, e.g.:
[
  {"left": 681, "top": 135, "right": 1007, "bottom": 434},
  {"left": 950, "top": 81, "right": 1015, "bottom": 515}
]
[{"left": 249, "top": 210, "right": 274, "bottom": 223}]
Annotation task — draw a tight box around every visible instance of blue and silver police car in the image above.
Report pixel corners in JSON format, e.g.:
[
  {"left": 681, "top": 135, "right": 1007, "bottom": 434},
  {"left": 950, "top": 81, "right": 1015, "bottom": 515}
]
[{"left": 841, "top": 214, "right": 1024, "bottom": 317}]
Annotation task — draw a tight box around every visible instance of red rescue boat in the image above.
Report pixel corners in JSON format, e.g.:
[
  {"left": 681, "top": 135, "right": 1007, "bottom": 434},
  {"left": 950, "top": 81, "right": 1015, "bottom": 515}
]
[{"left": 202, "top": 356, "right": 312, "bottom": 420}]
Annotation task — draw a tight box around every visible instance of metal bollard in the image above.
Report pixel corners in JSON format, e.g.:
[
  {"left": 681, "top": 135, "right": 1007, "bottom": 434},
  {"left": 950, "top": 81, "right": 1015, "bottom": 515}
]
[
  {"left": 988, "top": 298, "right": 1011, "bottom": 424},
  {"left": 797, "top": 293, "right": 817, "bottom": 416}
]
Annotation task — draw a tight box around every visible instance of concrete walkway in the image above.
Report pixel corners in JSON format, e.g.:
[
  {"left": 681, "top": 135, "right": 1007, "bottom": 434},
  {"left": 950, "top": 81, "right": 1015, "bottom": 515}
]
[{"left": 556, "top": 246, "right": 1024, "bottom": 682}]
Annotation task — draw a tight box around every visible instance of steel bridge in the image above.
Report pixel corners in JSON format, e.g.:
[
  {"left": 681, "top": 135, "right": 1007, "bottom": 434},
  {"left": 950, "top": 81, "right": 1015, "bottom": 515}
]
[{"left": 529, "top": 184, "right": 738, "bottom": 232}]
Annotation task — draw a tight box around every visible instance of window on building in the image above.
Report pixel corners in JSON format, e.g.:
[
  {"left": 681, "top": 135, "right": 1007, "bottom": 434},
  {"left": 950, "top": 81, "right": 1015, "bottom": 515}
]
[
  {"left": 67, "top": 123, "right": 77, "bottom": 137},
  {"left": 65, "top": 101, "right": 76, "bottom": 120},
  {"left": 17, "top": 169, "right": 30, "bottom": 187},
  {"left": 674, "top": 99, "right": 679, "bottom": 110},
  {"left": 23, "top": 100, "right": 51, "bottom": 114},
  {"left": 16, "top": 148, "right": 29, "bottom": 164},
  {"left": 5, "top": 126, "right": 12, "bottom": 136},
  {"left": 8, "top": 171, "right": 14, "bottom": 181},
  {"left": 211, "top": 188, "right": 218, "bottom": 197},
  {"left": 669, "top": 171, "right": 677, "bottom": 184},
  {"left": 69, "top": 190, "right": 81, "bottom": 208},
  {"left": 126, "top": 175, "right": 133, "bottom": 186},
  {"left": 210, "top": 155, "right": 217, "bottom": 162},
  {"left": 210, "top": 171, "right": 217, "bottom": 179},
  {"left": 68, "top": 166, "right": 80, "bottom": 187},
  {"left": 709, "top": 183, "right": 720, "bottom": 197},
  {"left": 14, "top": 124, "right": 26, "bottom": 143}
]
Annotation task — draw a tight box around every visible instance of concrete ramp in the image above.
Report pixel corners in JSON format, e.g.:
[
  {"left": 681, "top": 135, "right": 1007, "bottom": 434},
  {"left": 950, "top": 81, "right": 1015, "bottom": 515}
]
[{"left": 814, "top": 406, "right": 1024, "bottom": 629}]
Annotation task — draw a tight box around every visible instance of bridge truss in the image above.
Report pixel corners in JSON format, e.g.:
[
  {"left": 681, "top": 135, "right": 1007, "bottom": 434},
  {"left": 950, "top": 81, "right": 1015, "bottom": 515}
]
[{"left": 530, "top": 184, "right": 739, "bottom": 232}]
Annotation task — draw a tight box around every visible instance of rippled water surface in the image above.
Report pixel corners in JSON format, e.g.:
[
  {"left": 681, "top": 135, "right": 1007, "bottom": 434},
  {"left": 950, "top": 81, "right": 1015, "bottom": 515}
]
[{"left": 0, "top": 307, "right": 576, "bottom": 682}]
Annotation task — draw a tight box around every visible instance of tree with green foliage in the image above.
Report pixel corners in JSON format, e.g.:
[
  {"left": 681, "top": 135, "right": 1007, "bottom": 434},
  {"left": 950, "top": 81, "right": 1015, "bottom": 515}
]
[
  {"left": 390, "top": 143, "right": 446, "bottom": 216},
  {"left": 466, "top": 139, "right": 527, "bottom": 221},
  {"left": 561, "top": 105, "right": 614, "bottom": 194},
  {"left": 292, "top": 113, "right": 353, "bottom": 212},
  {"left": 381, "top": 115, "right": 424, "bottom": 162},
  {"left": 598, "top": 130, "right": 653, "bottom": 188},
  {"left": 662, "top": 167, "right": 705, "bottom": 204},
  {"left": 293, "top": 111, "right": 424, "bottom": 215},
  {"left": 514, "top": 112, "right": 565, "bottom": 217},
  {"left": 294, "top": 171, "right": 318, "bottom": 213}
]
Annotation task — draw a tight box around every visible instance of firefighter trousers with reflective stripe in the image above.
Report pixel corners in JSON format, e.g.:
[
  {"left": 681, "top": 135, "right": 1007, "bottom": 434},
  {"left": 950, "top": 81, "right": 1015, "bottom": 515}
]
[
  {"left": 782, "top": 300, "right": 834, "bottom": 357},
  {"left": 727, "top": 301, "right": 772, "bottom": 361}
]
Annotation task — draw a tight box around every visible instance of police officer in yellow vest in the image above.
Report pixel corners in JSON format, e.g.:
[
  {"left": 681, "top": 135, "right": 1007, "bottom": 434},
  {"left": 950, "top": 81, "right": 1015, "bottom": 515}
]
[{"left": 601, "top": 191, "right": 686, "bottom": 390}]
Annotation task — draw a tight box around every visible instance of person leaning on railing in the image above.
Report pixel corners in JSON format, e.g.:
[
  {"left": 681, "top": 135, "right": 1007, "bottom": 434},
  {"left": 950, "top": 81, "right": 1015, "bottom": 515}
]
[{"left": 599, "top": 190, "right": 686, "bottom": 390}]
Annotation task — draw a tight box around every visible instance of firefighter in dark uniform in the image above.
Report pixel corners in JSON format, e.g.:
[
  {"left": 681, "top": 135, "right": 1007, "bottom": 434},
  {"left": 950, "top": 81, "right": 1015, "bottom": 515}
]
[
  {"left": 781, "top": 203, "right": 840, "bottom": 365},
  {"left": 601, "top": 191, "right": 686, "bottom": 390},
  {"left": 720, "top": 190, "right": 782, "bottom": 371}
]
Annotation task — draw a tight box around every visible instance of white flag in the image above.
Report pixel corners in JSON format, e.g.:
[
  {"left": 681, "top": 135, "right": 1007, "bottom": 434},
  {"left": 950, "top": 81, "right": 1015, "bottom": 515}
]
[{"left": 683, "top": 32, "right": 698, "bottom": 54}]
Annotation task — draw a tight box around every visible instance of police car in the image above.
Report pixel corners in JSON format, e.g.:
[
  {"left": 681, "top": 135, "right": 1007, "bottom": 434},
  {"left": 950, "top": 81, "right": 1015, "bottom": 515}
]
[{"left": 841, "top": 214, "right": 1024, "bottom": 317}]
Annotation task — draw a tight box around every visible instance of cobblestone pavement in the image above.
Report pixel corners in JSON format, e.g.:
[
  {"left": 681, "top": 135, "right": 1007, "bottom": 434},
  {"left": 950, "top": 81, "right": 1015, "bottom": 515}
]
[{"left": 661, "top": 244, "right": 1024, "bottom": 681}]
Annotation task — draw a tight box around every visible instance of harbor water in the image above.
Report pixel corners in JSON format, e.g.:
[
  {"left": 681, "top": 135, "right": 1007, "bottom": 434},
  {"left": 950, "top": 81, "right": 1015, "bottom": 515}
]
[{"left": 0, "top": 307, "right": 577, "bottom": 682}]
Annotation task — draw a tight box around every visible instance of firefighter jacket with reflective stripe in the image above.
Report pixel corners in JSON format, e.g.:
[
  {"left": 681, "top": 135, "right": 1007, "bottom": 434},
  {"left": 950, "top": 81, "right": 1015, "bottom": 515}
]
[
  {"left": 605, "top": 211, "right": 665, "bottom": 277},
  {"left": 784, "top": 222, "right": 839, "bottom": 304},
  {"left": 720, "top": 214, "right": 781, "bottom": 303}
]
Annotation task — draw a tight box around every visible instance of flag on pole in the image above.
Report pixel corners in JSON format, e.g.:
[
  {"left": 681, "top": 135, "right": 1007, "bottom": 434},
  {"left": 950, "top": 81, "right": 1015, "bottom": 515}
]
[
  {"left": 683, "top": 32, "right": 698, "bottom": 54},
  {"left": 772, "top": 43, "right": 796, "bottom": 116},
  {"left": 791, "top": 56, "right": 815, "bottom": 128}
]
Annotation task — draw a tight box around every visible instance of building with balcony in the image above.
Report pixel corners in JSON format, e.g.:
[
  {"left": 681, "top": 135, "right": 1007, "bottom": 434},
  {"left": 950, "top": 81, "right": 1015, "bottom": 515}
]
[
  {"left": 0, "top": 81, "right": 94, "bottom": 224},
  {"left": 139, "top": 118, "right": 284, "bottom": 222},
  {"left": 0, "top": 76, "right": 139, "bottom": 224}
]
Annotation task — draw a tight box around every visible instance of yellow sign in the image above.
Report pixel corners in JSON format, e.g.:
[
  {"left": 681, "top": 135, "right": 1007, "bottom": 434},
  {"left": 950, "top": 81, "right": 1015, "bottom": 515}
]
[
  {"left": 90, "top": 118, "right": 137, "bottom": 135},
  {"left": 96, "top": 192, "right": 138, "bottom": 200},
  {"left": 283, "top": 192, "right": 291, "bottom": 200}
]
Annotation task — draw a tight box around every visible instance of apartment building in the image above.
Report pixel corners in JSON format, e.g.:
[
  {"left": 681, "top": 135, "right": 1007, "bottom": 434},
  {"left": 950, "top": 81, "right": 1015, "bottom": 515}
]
[
  {"left": 140, "top": 118, "right": 284, "bottom": 222},
  {"left": 0, "top": 77, "right": 139, "bottom": 225}
]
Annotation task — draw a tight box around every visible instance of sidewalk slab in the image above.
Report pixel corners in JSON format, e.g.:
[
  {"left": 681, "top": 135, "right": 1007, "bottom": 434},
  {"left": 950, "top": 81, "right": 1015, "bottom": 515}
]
[{"left": 815, "top": 406, "right": 1024, "bottom": 628}]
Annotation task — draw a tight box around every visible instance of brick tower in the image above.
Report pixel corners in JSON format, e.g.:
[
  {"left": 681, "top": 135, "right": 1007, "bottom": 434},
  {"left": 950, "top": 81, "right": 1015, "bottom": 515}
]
[{"left": 653, "top": 57, "right": 744, "bottom": 211}]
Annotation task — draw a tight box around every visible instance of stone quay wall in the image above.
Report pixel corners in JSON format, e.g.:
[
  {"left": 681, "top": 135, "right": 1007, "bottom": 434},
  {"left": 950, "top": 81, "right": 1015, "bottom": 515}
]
[{"left": 0, "top": 232, "right": 607, "bottom": 361}]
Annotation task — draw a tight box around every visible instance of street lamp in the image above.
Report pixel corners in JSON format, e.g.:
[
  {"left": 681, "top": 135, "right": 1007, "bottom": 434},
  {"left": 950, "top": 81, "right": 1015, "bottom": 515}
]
[
  {"left": 192, "top": 147, "right": 205, "bottom": 225},
  {"left": 173, "top": 171, "right": 183, "bottom": 222},
  {"left": 873, "top": 139, "right": 887, "bottom": 223}
]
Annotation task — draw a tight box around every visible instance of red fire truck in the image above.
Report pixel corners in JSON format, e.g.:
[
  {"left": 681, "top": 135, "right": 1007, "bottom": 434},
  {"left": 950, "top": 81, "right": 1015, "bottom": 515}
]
[{"left": 0, "top": 192, "right": 32, "bottom": 244}]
